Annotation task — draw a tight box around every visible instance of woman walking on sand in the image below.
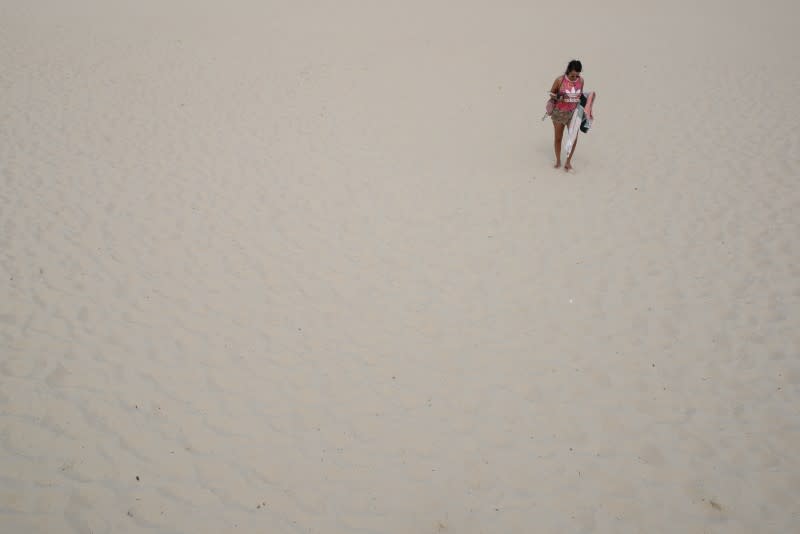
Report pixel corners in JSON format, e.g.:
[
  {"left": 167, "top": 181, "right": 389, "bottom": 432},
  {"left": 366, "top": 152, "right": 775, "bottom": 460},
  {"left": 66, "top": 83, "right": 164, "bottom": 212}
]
[{"left": 549, "top": 60, "right": 584, "bottom": 170}]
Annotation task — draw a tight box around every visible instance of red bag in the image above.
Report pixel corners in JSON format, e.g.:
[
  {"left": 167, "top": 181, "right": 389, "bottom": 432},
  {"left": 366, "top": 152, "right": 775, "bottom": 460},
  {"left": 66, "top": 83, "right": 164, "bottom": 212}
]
[{"left": 542, "top": 96, "right": 556, "bottom": 121}]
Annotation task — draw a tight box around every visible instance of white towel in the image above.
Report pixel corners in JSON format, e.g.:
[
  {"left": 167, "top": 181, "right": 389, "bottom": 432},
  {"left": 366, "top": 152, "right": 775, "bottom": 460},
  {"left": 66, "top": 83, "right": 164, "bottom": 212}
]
[{"left": 563, "top": 105, "right": 583, "bottom": 158}]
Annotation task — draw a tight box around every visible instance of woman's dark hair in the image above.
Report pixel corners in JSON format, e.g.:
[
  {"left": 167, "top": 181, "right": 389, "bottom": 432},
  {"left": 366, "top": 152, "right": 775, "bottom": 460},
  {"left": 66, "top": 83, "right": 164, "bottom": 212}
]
[{"left": 565, "top": 59, "right": 583, "bottom": 74}]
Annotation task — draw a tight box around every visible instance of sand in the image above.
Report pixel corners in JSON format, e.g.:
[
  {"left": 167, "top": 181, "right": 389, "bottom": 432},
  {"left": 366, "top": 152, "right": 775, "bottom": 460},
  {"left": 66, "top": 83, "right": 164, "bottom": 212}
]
[{"left": 2, "top": 1, "right": 799, "bottom": 532}]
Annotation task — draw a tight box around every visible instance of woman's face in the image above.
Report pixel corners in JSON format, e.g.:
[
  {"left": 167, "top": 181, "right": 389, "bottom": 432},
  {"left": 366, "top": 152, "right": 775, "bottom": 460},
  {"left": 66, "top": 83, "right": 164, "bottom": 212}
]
[{"left": 567, "top": 70, "right": 581, "bottom": 82}]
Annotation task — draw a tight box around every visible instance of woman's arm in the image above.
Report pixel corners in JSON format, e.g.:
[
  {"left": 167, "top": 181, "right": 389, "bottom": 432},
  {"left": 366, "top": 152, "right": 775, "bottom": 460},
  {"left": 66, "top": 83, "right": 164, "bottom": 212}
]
[
  {"left": 549, "top": 77, "right": 560, "bottom": 99},
  {"left": 584, "top": 88, "right": 595, "bottom": 119}
]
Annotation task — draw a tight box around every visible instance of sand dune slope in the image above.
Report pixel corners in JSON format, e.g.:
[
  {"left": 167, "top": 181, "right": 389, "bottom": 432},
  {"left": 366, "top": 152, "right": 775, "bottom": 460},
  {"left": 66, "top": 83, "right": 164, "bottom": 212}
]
[{"left": 2, "top": 1, "right": 799, "bottom": 532}]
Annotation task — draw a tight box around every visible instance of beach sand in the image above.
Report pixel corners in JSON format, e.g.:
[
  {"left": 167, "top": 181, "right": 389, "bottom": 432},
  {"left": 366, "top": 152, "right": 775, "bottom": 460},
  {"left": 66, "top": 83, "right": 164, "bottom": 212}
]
[{"left": 2, "top": 1, "right": 799, "bottom": 532}]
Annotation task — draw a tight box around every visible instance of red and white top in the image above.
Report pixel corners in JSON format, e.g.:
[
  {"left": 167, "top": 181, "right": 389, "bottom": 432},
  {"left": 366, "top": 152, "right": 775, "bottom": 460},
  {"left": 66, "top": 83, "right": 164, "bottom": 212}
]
[{"left": 555, "top": 75, "right": 584, "bottom": 112}]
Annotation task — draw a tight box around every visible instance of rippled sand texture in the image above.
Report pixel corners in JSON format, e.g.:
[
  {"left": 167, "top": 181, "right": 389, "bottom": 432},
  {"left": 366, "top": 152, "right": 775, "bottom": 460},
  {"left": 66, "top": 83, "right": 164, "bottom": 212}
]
[{"left": 2, "top": 1, "right": 799, "bottom": 532}]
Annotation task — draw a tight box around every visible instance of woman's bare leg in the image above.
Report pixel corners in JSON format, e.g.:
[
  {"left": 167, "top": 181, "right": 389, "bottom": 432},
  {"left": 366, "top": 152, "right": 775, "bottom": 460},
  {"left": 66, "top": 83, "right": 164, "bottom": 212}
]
[
  {"left": 552, "top": 122, "right": 565, "bottom": 168},
  {"left": 565, "top": 132, "right": 578, "bottom": 171}
]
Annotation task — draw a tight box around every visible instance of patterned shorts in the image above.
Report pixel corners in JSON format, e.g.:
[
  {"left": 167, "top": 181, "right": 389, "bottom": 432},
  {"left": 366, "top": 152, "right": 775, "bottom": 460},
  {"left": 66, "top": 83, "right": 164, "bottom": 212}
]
[{"left": 550, "top": 108, "right": 574, "bottom": 125}]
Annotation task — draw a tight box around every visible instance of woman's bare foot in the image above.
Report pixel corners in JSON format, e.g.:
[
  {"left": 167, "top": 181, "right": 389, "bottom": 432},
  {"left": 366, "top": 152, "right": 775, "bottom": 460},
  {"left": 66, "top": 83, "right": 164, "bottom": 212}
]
[
  {"left": 554, "top": 161, "right": 561, "bottom": 169},
  {"left": 564, "top": 161, "right": 573, "bottom": 171}
]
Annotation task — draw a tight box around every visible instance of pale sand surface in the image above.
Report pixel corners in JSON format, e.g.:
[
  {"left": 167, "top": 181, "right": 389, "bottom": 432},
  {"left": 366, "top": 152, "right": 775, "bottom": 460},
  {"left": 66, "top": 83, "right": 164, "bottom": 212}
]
[{"left": 2, "top": 1, "right": 799, "bottom": 532}]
